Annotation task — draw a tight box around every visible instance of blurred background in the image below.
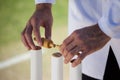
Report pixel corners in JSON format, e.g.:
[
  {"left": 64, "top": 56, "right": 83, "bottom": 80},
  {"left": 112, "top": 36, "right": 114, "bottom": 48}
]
[{"left": 0, "top": 0, "right": 69, "bottom": 80}]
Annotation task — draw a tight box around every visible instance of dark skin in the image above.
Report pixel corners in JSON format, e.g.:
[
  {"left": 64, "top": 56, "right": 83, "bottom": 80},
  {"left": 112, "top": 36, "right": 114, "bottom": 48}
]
[
  {"left": 60, "top": 24, "right": 111, "bottom": 67},
  {"left": 21, "top": 3, "right": 53, "bottom": 50},
  {"left": 21, "top": 4, "right": 111, "bottom": 67}
]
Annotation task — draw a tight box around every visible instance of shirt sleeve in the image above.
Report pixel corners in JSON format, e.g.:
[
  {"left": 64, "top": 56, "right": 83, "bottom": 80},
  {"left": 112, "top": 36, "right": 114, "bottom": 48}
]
[
  {"left": 98, "top": 0, "right": 120, "bottom": 38},
  {"left": 35, "top": 0, "right": 55, "bottom": 4}
]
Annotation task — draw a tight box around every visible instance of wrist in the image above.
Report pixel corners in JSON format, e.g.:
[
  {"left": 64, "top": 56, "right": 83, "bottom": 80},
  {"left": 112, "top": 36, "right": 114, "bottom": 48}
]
[
  {"left": 95, "top": 24, "right": 111, "bottom": 40},
  {"left": 36, "top": 3, "right": 52, "bottom": 11}
]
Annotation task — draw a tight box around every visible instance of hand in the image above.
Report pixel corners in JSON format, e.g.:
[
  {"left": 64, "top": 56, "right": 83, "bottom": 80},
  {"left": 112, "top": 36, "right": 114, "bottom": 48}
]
[
  {"left": 21, "top": 3, "right": 53, "bottom": 50},
  {"left": 60, "top": 24, "right": 111, "bottom": 67}
]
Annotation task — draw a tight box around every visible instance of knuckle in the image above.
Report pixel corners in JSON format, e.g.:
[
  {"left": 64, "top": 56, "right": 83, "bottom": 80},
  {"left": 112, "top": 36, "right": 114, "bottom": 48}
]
[
  {"left": 33, "top": 28, "right": 39, "bottom": 34},
  {"left": 63, "top": 53, "right": 67, "bottom": 57},
  {"left": 73, "top": 30, "right": 80, "bottom": 37},
  {"left": 31, "top": 17, "right": 36, "bottom": 22},
  {"left": 65, "top": 48, "right": 69, "bottom": 53},
  {"left": 63, "top": 40, "right": 67, "bottom": 44},
  {"left": 31, "top": 18, "right": 38, "bottom": 27},
  {"left": 24, "top": 32, "right": 30, "bottom": 37},
  {"left": 66, "top": 47, "right": 70, "bottom": 51},
  {"left": 69, "top": 52, "right": 74, "bottom": 57},
  {"left": 64, "top": 49, "right": 69, "bottom": 54},
  {"left": 73, "top": 30, "right": 79, "bottom": 35}
]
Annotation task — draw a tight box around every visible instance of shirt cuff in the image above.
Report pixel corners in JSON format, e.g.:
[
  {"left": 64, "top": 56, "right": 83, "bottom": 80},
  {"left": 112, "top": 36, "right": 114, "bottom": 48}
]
[
  {"left": 98, "top": 17, "right": 120, "bottom": 39},
  {"left": 35, "top": 0, "right": 55, "bottom": 4}
]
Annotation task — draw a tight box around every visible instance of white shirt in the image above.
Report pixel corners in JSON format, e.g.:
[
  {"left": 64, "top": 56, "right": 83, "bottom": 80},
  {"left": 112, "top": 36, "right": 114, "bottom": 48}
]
[
  {"left": 35, "top": 1, "right": 120, "bottom": 38},
  {"left": 68, "top": 0, "right": 120, "bottom": 79},
  {"left": 35, "top": 0, "right": 55, "bottom": 4},
  {"left": 35, "top": 0, "right": 120, "bottom": 79}
]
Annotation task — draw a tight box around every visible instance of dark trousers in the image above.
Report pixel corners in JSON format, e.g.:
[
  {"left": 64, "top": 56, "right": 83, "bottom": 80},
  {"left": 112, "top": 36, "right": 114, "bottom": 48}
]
[{"left": 82, "top": 47, "right": 120, "bottom": 80}]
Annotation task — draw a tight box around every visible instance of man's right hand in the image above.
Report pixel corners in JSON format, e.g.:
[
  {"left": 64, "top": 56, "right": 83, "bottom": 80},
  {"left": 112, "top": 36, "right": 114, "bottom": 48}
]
[{"left": 21, "top": 3, "right": 53, "bottom": 50}]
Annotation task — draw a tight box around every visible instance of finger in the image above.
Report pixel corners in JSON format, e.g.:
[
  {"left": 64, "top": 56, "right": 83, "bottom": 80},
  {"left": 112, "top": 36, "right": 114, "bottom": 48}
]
[
  {"left": 45, "top": 23, "right": 52, "bottom": 40},
  {"left": 33, "top": 25, "right": 42, "bottom": 46},
  {"left": 21, "top": 27, "right": 31, "bottom": 50},
  {"left": 63, "top": 44, "right": 78, "bottom": 58},
  {"left": 71, "top": 54, "right": 82, "bottom": 67},
  {"left": 66, "top": 41, "right": 77, "bottom": 52},
  {"left": 60, "top": 40, "right": 79, "bottom": 58},
  {"left": 62, "top": 48, "right": 69, "bottom": 58},
  {"left": 60, "top": 36, "right": 74, "bottom": 53},
  {"left": 64, "top": 46, "right": 78, "bottom": 64},
  {"left": 72, "top": 52, "right": 87, "bottom": 67},
  {"left": 60, "top": 42, "right": 75, "bottom": 58},
  {"left": 64, "top": 52, "right": 74, "bottom": 64},
  {"left": 25, "top": 24, "right": 36, "bottom": 50}
]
